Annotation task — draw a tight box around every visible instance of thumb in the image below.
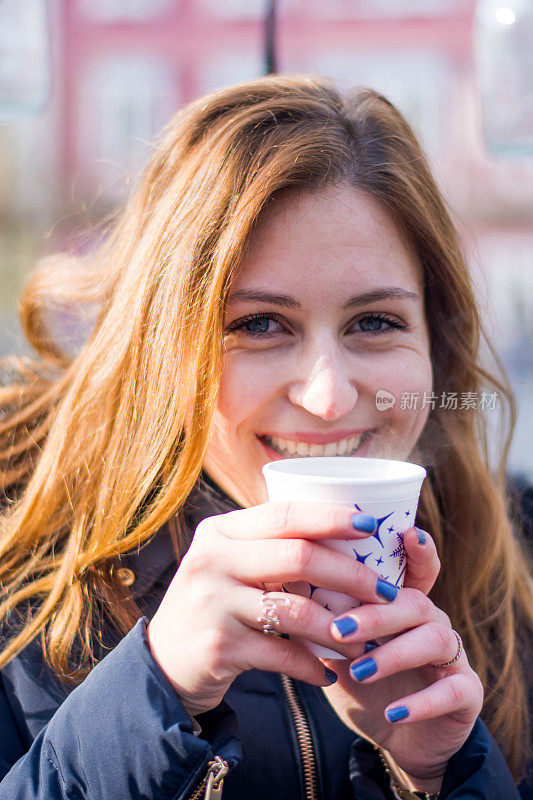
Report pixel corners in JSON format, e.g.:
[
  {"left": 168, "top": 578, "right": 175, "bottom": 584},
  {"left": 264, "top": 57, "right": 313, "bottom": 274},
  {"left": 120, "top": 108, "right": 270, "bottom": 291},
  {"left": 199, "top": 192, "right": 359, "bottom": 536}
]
[{"left": 403, "top": 527, "right": 440, "bottom": 595}]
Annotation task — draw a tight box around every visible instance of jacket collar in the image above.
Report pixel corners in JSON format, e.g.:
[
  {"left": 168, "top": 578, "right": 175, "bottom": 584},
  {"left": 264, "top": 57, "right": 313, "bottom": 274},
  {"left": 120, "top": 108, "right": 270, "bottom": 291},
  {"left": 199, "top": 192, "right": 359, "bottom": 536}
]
[{"left": 120, "top": 471, "right": 242, "bottom": 600}]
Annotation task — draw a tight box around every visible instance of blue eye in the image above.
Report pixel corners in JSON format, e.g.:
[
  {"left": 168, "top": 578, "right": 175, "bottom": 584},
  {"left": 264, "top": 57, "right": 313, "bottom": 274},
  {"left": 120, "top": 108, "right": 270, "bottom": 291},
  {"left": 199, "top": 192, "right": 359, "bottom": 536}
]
[
  {"left": 244, "top": 317, "right": 273, "bottom": 334},
  {"left": 359, "top": 317, "right": 383, "bottom": 332},
  {"left": 227, "top": 313, "right": 284, "bottom": 337},
  {"left": 357, "top": 314, "right": 404, "bottom": 333}
]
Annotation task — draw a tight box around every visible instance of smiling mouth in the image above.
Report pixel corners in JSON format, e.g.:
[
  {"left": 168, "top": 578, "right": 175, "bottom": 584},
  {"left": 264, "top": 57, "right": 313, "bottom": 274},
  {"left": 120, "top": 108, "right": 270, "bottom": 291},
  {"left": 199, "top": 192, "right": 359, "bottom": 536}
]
[{"left": 260, "top": 431, "right": 372, "bottom": 458}]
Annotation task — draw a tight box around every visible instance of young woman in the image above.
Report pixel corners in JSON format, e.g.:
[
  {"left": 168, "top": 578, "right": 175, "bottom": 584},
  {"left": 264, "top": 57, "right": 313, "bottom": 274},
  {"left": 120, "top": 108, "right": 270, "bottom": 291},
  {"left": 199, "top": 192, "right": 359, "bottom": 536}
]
[{"left": 0, "top": 74, "right": 532, "bottom": 800}]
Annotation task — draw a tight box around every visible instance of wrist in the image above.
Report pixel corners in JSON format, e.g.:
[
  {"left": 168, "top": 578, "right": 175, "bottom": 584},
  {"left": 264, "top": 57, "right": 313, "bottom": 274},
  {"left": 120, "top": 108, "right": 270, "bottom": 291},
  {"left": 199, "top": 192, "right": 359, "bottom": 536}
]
[
  {"left": 378, "top": 748, "right": 443, "bottom": 799},
  {"left": 404, "top": 776, "right": 443, "bottom": 795}
]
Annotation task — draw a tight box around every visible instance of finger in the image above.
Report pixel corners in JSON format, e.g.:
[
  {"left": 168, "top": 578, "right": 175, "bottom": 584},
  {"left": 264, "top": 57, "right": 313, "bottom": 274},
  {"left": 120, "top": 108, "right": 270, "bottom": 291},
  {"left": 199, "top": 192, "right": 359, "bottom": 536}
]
[
  {"left": 223, "top": 537, "right": 401, "bottom": 605},
  {"left": 237, "top": 622, "right": 339, "bottom": 688},
  {"left": 207, "top": 501, "right": 377, "bottom": 542},
  {"left": 402, "top": 527, "right": 440, "bottom": 594},
  {"left": 263, "top": 581, "right": 284, "bottom": 593},
  {"left": 346, "top": 622, "right": 467, "bottom": 683},
  {"left": 383, "top": 673, "right": 483, "bottom": 725},
  {"left": 330, "top": 588, "right": 451, "bottom": 643},
  {"left": 237, "top": 588, "right": 366, "bottom": 659}
]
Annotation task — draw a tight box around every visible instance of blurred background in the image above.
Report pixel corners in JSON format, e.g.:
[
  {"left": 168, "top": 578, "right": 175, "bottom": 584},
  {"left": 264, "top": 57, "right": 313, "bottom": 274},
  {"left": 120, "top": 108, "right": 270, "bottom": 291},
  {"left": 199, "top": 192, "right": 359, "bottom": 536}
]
[{"left": 0, "top": 0, "right": 532, "bottom": 479}]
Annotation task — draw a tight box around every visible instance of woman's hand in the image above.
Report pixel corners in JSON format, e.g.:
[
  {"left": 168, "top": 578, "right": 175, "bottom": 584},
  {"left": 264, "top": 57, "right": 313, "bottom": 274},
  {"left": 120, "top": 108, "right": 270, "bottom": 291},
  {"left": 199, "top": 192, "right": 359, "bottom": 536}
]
[
  {"left": 147, "top": 505, "right": 483, "bottom": 792},
  {"left": 320, "top": 527, "right": 484, "bottom": 793},
  {"left": 146, "top": 501, "right": 394, "bottom": 717}
]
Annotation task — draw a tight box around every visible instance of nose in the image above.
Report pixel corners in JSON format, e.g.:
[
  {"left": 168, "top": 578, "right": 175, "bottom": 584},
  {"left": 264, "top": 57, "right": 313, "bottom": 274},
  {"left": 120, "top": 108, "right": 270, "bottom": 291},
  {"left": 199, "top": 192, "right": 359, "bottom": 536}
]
[{"left": 287, "top": 343, "right": 358, "bottom": 421}]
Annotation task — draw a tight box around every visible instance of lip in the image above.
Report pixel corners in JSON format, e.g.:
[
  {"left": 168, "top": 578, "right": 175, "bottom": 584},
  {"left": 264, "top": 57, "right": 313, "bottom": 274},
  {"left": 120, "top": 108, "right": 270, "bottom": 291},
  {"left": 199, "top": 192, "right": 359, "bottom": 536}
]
[
  {"left": 258, "top": 431, "right": 375, "bottom": 461},
  {"left": 257, "top": 429, "right": 372, "bottom": 445}
]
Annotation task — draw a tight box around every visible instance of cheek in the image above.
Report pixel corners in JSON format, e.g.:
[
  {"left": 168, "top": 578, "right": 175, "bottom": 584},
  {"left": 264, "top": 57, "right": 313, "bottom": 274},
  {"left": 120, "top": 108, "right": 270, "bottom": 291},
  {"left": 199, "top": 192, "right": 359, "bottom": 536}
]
[
  {"left": 389, "top": 355, "right": 433, "bottom": 430},
  {"left": 396, "top": 361, "right": 433, "bottom": 396},
  {"left": 371, "top": 350, "right": 432, "bottom": 395},
  {"left": 373, "top": 351, "right": 432, "bottom": 424},
  {"left": 217, "top": 355, "right": 280, "bottom": 423}
]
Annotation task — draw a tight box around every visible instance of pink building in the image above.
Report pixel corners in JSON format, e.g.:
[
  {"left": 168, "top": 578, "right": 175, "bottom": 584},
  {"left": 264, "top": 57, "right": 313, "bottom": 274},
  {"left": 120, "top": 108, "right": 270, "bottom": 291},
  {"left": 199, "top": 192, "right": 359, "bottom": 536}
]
[
  {"left": 55, "top": 1, "right": 533, "bottom": 332},
  {"left": 62, "top": 1, "right": 476, "bottom": 206},
  {"left": 0, "top": 0, "right": 531, "bottom": 470}
]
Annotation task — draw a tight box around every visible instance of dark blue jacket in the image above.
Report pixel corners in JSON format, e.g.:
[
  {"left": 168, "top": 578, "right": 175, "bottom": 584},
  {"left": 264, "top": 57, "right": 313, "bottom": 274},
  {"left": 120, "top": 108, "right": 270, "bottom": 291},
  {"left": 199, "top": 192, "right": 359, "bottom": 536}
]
[{"left": 0, "top": 474, "right": 531, "bottom": 799}]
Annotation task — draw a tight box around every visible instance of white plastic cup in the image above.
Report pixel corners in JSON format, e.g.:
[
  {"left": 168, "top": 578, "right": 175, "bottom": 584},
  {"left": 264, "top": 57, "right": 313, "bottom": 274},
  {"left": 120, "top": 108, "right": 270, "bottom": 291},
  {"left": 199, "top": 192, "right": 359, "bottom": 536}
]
[{"left": 262, "top": 457, "right": 426, "bottom": 658}]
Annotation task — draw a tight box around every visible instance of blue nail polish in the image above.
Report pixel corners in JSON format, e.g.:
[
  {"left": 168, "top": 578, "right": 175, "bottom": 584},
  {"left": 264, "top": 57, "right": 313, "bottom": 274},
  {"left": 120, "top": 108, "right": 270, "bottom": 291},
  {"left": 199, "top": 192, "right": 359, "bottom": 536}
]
[
  {"left": 376, "top": 578, "right": 399, "bottom": 602},
  {"left": 386, "top": 705, "right": 410, "bottom": 722},
  {"left": 364, "top": 640, "right": 378, "bottom": 653},
  {"left": 324, "top": 668, "right": 338, "bottom": 685},
  {"left": 350, "top": 657, "right": 377, "bottom": 681},
  {"left": 416, "top": 527, "right": 426, "bottom": 545},
  {"left": 332, "top": 617, "right": 358, "bottom": 637},
  {"left": 351, "top": 514, "right": 377, "bottom": 533}
]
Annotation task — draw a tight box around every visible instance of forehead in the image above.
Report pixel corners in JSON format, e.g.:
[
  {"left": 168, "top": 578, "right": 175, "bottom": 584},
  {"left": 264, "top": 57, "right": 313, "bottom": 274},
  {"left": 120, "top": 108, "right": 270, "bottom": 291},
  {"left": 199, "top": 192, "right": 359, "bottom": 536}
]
[{"left": 234, "top": 185, "right": 423, "bottom": 297}]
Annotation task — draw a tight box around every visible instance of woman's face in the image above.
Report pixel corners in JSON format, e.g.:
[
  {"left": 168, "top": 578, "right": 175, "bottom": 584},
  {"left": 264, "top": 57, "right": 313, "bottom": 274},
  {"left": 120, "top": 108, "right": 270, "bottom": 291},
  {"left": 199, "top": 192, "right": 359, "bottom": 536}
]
[{"left": 203, "top": 184, "right": 433, "bottom": 507}]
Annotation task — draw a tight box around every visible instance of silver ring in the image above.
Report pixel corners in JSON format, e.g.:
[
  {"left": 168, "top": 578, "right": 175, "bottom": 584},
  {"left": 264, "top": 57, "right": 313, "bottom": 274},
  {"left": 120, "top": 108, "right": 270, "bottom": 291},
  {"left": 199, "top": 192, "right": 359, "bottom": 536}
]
[
  {"left": 257, "top": 592, "right": 290, "bottom": 635},
  {"left": 430, "top": 629, "right": 463, "bottom": 668}
]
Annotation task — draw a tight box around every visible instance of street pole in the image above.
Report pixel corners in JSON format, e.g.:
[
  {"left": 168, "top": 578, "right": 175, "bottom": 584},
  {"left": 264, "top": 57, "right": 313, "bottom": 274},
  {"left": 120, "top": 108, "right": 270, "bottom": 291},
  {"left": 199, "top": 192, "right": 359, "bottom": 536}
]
[{"left": 264, "top": 0, "right": 277, "bottom": 75}]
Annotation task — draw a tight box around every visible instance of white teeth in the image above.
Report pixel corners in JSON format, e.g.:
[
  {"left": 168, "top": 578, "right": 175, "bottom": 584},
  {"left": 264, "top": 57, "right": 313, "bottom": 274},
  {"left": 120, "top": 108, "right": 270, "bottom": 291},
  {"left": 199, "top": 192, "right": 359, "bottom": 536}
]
[{"left": 265, "top": 433, "right": 364, "bottom": 458}]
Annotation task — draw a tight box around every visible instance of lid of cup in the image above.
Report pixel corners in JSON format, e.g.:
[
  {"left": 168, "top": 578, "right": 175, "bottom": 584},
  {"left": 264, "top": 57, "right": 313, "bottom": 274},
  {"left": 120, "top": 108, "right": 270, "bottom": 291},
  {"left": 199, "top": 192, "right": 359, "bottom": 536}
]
[{"left": 262, "top": 456, "right": 426, "bottom": 484}]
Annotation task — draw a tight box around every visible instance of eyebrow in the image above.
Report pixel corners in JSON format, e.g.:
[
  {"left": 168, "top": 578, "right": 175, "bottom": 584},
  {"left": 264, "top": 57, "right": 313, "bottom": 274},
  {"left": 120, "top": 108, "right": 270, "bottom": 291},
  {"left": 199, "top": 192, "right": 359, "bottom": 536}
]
[{"left": 227, "top": 287, "right": 419, "bottom": 310}]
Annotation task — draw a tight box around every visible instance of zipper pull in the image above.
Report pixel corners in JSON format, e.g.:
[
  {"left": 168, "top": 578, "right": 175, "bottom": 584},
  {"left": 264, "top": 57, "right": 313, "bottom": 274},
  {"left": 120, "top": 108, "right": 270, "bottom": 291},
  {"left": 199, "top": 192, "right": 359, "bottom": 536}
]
[{"left": 204, "top": 756, "right": 228, "bottom": 799}]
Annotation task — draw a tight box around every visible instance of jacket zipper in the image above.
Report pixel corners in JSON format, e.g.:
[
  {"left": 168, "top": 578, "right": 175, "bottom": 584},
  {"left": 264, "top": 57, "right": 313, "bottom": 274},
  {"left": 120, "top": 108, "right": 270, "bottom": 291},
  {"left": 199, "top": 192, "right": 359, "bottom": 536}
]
[
  {"left": 190, "top": 688, "right": 418, "bottom": 800},
  {"left": 188, "top": 756, "right": 229, "bottom": 800},
  {"left": 187, "top": 674, "right": 320, "bottom": 800},
  {"left": 280, "top": 673, "right": 320, "bottom": 800}
]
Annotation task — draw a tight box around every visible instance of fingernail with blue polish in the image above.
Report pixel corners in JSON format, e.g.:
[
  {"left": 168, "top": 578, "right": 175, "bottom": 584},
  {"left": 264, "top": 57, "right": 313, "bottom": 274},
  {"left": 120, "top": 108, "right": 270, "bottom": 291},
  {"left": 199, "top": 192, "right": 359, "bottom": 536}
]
[
  {"left": 332, "top": 616, "right": 358, "bottom": 638},
  {"left": 324, "top": 668, "right": 338, "bottom": 685},
  {"left": 386, "top": 705, "right": 410, "bottom": 722},
  {"left": 416, "top": 527, "right": 427, "bottom": 545},
  {"left": 350, "top": 657, "right": 377, "bottom": 681},
  {"left": 364, "top": 640, "right": 378, "bottom": 653},
  {"left": 376, "top": 578, "right": 399, "bottom": 602},
  {"left": 351, "top": 514, "right": 377, "bottom": 533}
]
